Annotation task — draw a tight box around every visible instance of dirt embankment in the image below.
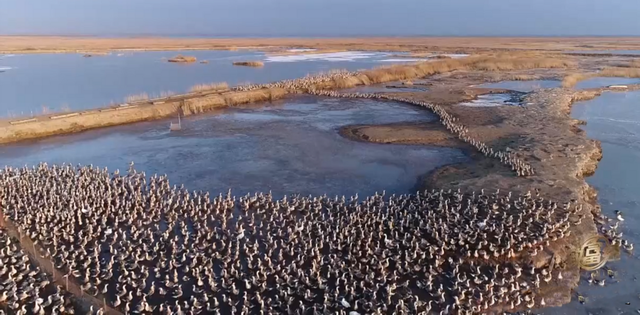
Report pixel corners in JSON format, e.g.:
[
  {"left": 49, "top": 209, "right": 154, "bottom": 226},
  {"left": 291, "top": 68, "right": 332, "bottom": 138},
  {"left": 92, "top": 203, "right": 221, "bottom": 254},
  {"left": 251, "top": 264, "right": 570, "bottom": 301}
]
[
  {"left": 0, "top": 88, "right": 286, "bottom": 144},
  {"left": 339, "top": 122, "right": 464, "bottom": 148}
]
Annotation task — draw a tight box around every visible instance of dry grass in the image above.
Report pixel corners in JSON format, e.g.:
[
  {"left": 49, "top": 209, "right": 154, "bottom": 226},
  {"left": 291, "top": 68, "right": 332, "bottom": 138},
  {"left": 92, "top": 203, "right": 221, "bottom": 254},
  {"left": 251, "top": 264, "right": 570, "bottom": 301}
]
[
  {"left": 232, "top": 61, "right": 264, "bottom": 67},
  {"left": 297, "top": 53, "right": 572, "bottom": 92},
  {"left": 562, "top": 66, "right": 640, "bottom": 87},
  {"left": 625, "top": 59, "right": 640, "bottom": 68},
  {"left": 168, "top": 55, "right": 197, "bottom": 63},
  {"left": 7, "top": 36, "right": 640, "bottom": 55},
  {"left": 189, "top": 82, "right": 229, "bottom": 92},
  {"left": 362, "top": 54, "right": 572, "bottom": 84},
  {"left": 125, "top": 93, "right": 149, "bottom": 103},
  {"left": 158, "top": 91, "right": 176, "bottom": 98},
  {"left": 561, "top": 73, "right": 595, "bottom": 87},
  {"left": 600, "top": 67, "right": 640, "bottom": 78}
]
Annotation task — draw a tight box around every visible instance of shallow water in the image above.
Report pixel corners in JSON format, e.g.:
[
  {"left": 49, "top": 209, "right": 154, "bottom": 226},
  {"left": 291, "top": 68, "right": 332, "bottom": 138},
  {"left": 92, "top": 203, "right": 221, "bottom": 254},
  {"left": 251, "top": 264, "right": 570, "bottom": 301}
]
[
  {"left": 476, "top": 80, "right": 561, "bottom": 92},
  {"left": 0, "top": 96, "right": 467, "bottom": 197},
  {"left": 0, "top": 50, "right": 423, "bottom": 117},
  {"left": 547, "top": 91, "right": 640, "bottom": 314}
]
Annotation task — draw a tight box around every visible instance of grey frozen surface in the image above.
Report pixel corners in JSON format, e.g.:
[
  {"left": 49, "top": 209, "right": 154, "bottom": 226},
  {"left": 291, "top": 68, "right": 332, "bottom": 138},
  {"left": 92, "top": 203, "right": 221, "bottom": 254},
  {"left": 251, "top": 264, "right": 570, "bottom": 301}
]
[{"left": 0, "top": 95, "right": 467, "bottom": 198}]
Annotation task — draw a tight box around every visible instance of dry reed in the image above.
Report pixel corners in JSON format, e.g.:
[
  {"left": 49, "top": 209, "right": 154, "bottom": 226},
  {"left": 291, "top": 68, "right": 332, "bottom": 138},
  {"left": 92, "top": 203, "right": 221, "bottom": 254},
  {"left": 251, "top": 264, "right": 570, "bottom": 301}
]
[
  {"left": 189, "top": 82, "right": 229, "bottom": 92},
  {"left": 158, "top": 91, "right": 176, "bottom": 98},
  {"left": 125, "top": 93, "right": 149, "bottom": 103},
  {"left": 232, "top": 61, "right": 264, "bottom": 67},
  {"left": 628, "top": 59, "right": 640, "bottom": 68},
  {"left": 360, "top": 55, "right": 572, "bottom": 85},
  {"left": 562, "top": 67, "right": 640, "bottom": 87},
  {"left": 168, "top": 55, "right": 197, "bottom": 63},
  {"left": 600, "top": 67, "right": 640, "bottom": 78}
]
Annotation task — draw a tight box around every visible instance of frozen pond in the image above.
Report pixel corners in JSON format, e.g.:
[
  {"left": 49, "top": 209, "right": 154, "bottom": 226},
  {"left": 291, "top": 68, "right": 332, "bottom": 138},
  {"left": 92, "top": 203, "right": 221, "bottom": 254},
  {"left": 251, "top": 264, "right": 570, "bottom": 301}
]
[
  {"left": 0, "top": 96, "right": 467, "bottom": 197},
  {"left": 0, "top": 50, "right": 430, "bottom": 117},
  {"left": 459, "top": 93, "right": 520, "bottom": 107},
  {"left": 547, "top": 91, "right": 640, "bottom": 314},
  {"left": 476, "top": 80, "right": 561, "bottom": 92}
]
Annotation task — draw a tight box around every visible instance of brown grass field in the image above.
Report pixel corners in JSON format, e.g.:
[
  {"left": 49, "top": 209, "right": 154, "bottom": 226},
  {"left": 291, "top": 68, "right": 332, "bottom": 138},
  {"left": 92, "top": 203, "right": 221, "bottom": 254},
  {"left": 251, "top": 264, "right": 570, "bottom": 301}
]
[
  {"left": 562, "top": 66, "right": 640, "bottom": 87},
  {"left": 188, "top": 82, "right": 229, "bottom": 92},
  {"left": 3, "top": 36, "right": 640, "bottom": 54}
]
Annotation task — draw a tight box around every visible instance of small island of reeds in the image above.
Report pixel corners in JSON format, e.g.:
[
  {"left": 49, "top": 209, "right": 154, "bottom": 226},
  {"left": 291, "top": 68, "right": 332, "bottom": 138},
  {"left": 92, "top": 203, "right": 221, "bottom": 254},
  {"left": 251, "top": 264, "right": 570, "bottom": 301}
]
[
  {"left": 168, "top": 55, "right": 197, "bottom": 63},
  {"left": 232, "top": 61, "right": 264, "bottom": 67}
]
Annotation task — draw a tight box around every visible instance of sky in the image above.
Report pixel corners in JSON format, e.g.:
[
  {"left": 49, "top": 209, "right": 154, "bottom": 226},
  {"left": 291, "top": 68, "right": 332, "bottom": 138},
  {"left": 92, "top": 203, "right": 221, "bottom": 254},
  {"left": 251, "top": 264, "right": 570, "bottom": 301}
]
[{"left": 2, "top": 0, "right": 640, "bottom": 37}]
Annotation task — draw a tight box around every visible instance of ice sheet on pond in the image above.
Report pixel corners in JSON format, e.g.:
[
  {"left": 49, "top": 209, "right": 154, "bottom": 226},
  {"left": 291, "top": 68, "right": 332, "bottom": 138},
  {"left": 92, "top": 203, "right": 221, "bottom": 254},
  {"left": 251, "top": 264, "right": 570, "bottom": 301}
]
[
  {"left": 459, "top": 94, "right": 520, "bottom": 107},
  {"left": 265, "top": 51, "right": 385, "bottom": 62}
]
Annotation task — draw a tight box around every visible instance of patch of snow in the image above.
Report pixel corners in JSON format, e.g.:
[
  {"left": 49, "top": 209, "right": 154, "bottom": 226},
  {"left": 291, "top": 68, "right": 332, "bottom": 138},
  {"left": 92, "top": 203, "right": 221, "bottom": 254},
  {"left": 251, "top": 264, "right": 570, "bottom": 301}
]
[
  {"left": 265, "top": 51, "right": 382, "bottom": 63},
  {"left": 460, "top": 94, "right": 520, "bottom": 107},
  {"left": 443, "top": 53, "right": 470, "bottom": 59}
]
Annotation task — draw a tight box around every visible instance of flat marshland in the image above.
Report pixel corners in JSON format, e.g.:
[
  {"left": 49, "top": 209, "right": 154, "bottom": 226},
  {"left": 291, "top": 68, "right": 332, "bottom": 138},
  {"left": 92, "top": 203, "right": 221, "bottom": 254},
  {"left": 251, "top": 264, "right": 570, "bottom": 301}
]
[{"left": 5, "top": 36, "right": 640, "bottom": 54}]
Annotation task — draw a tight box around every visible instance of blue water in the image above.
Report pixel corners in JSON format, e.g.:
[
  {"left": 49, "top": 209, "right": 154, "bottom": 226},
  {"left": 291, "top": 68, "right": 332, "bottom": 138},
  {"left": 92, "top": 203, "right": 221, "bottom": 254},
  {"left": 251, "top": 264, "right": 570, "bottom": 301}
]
[
  {"left": 0, "top": 96, "right": 467, "bottom": 197},
  {"left": 0, "top": 50, "right": 418, "bottom": 117}
]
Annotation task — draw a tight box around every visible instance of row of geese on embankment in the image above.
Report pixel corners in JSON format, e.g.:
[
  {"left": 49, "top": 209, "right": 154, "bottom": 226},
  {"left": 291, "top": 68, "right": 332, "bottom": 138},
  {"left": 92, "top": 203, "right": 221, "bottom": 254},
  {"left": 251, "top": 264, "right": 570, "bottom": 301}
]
[
  {"left": 232, "top": 70, "right": 359, "bottom": 92},
  {"left": 307, "top": 90, "right": 534, "bottom": 177},
  {"left": 0, "top": 163, "right": 628, "bottom": 315}
]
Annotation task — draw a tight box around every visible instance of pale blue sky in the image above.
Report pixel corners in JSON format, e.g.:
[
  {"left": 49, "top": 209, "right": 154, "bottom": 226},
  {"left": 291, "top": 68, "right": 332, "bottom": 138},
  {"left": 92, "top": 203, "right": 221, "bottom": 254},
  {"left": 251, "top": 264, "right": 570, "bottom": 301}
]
[{"left": 1, "top": 0, "right": 639, "bottom": 36}]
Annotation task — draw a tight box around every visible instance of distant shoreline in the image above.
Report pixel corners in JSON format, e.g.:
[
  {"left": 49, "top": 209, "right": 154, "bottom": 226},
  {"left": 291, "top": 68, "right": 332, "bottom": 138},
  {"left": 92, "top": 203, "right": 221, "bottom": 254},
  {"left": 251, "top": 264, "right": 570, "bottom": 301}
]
[{"left": 4, "top": 36, "right": 640, "bottom": 55}]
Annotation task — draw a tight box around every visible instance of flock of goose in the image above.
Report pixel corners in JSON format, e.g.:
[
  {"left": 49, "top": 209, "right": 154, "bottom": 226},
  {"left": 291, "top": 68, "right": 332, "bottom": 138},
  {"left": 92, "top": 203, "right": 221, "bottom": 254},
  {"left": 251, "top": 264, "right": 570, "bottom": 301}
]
[
  {"left": 0, "top": 229, "right": 74, "bottom": 314},
  {"left": 0, "top": 162, "right": 584, "bottom": 314},
  {"left": 232, "top": 69, "right": 358, "bottom": 92},
  {"left": 308, "top": 90, "right": 535, "bottom": 177}
]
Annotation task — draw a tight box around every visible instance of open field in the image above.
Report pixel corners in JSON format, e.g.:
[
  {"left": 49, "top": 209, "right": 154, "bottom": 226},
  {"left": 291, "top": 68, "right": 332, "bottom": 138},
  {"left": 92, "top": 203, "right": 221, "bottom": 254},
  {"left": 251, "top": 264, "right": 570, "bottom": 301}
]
[{"left": 3, "top": 36, "right": 640, "bottom": 54}]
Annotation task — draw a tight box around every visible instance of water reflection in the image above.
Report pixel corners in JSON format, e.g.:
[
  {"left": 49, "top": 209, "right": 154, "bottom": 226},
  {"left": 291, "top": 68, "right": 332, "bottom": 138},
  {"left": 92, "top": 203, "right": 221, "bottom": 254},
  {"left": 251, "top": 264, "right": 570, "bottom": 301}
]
[{"left": 0, "top": 96, "right": 467, "bottom": 198}]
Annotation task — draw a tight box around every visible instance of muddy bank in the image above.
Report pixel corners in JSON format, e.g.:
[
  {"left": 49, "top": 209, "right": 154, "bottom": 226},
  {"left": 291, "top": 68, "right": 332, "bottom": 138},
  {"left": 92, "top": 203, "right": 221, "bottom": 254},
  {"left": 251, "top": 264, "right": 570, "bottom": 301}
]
[{"left": 339, "top": 121, "right": 465, "bottom": 148}]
